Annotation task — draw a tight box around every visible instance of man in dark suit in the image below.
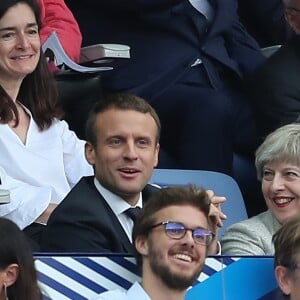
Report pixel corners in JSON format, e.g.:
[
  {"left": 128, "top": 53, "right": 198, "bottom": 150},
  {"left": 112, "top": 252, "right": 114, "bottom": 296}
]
[
  {"left": 40, "top": 93, "right": 161, "bottom": 252},
  {"left": 41, "top": 93, "right": 226, "bottom": 253},
  {"left": 65, "top": 0, "right": 265, "bottom": 176},
  {"left": 249, "top": 0, "right": 300, "bottom": 140}
]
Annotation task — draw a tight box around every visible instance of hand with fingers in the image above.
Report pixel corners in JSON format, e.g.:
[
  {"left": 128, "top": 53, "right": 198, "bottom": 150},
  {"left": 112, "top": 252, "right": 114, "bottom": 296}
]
[{"left": 206, "top": 190, "right": 227, "bottom": 254}]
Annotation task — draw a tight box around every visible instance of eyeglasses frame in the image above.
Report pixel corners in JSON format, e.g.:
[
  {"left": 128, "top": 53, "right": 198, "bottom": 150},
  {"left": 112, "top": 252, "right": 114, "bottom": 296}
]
[{"left": 148, "top": 220, "right": 215, "bottom": 246}]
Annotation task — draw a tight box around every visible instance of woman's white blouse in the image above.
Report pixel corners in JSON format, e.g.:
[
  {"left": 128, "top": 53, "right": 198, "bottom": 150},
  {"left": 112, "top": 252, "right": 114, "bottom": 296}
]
[{"left": 0, "top": 117, "right": 93, "bottom": 229}]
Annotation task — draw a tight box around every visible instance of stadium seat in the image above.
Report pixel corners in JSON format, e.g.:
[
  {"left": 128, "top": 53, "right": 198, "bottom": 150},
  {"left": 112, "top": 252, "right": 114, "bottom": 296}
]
[{"left": 149, "top": 168, "right": 248, "bottom": 238}]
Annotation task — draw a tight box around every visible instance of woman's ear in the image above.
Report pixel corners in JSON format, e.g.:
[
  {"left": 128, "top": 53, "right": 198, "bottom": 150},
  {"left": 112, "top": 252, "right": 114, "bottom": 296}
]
[
  {"left": 275, "top": 265, "right": 292, "bottom": 296},
  {"left": 3, "top": 264, "right": 19, "bottom": 287}
]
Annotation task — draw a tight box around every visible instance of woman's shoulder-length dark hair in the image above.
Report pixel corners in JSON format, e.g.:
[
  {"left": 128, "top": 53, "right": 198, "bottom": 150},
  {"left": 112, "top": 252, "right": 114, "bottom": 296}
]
[{"left": 0, "top": 217, "right": 42, "bottom": 300}]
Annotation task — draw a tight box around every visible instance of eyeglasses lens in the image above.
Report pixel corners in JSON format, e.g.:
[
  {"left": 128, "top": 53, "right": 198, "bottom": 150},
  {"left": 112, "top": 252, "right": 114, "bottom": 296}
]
[{"left": 165, "top": 222, "right": 212, "bottom": 245}]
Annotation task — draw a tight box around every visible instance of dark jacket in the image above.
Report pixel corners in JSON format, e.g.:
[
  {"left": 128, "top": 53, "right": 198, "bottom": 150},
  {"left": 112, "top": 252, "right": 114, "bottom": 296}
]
[
  {"left": 250, "top": 35, "right": 300, "bottom": 140},
  {"left": 41, "top": 176, "right": 158, "bottom": 253},
  {"left": 66, "top": 0, "right": 264, "bottom": 99},
  {"left": 237, "top": 0, "right": 290, "bottom": 47}
]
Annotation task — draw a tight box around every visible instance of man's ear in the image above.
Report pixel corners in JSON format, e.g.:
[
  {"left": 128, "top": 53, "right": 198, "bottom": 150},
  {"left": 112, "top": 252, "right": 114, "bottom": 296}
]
[
  {"left": 275, "top": 265, "right": 292, "bottom": 296},
  {"left": 153, "top": 143, "right": 160, "bottom": 168},
  {"left": 3, "top": 264, "right": 19, "bottom": 287},
  {"left": 135, "top": 235, "right": 149, "bottom": 257},
  {"left": 85, "top": 142, "right": 96, "bottom": 165}
]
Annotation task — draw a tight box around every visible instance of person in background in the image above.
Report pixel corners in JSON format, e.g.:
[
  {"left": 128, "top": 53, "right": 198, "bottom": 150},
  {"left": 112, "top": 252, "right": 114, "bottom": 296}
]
[
  {"left": 92, "top": 186, "right": 214, "bottom": 300},
  {"left": 249, "top": 0, "right": 300, "bottom": 140},
  {"left": 41, "top": 93, "right": 225, "bottom": 254},
  {"left": 64, "top": 0, "right": 265, "bottom": 177},
  {"left": 221, "top": 123, "right": 300, "bottom": 255},
  {"left": 0, "top": 217, "right": 43, "bottom": 300},
  {"left": 0, "top": 0, "right": 92, "bottom": 249},
  {"left": 273, "top": 216, "right": 300, "bottom": 300},
  {"left": 38, "top": 0, "right": 82, "bottom": 62}
]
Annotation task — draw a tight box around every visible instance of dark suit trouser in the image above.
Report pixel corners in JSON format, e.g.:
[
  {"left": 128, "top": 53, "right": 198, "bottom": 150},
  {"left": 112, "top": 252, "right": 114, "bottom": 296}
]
[{"left": 23, "top": 223, "right": 46, "bottom": 252}]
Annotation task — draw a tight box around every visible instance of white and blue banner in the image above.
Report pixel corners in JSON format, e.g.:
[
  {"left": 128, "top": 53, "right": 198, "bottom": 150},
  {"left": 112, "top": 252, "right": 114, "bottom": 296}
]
[{"left": 35, "top": 255, "right": 279, "bottom": 300}]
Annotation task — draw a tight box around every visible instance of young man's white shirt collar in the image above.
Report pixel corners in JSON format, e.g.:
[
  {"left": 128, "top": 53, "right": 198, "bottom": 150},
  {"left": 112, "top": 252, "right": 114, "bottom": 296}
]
[
  {"left": 93, "top": 178, "right": 143, "bottom": 242},
  {"left": 91, "top": 282, "right": 150, "bottom": 300}
]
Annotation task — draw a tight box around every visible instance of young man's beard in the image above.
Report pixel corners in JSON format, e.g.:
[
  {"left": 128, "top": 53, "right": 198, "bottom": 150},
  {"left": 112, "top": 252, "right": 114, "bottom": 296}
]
[{"left": 148, "top": 242, "right": 204, "bottom": 290}]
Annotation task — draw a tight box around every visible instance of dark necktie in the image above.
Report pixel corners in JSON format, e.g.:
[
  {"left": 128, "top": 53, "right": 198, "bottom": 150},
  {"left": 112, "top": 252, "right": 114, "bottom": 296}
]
[{"left": 125, "top": 207, "right": 141, "bottom": 223}]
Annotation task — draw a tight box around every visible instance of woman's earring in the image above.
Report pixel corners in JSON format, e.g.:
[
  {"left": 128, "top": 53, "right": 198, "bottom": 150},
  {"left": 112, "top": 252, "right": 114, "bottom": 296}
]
[{"left": 4, "top": 282, "right": 8, "bottom": 300}]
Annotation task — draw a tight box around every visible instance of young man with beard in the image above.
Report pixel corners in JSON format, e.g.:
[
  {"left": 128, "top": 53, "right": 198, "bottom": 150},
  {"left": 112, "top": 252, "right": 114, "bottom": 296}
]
[{"left": 93, "top": 185, "right": 214, "bottom": 300}]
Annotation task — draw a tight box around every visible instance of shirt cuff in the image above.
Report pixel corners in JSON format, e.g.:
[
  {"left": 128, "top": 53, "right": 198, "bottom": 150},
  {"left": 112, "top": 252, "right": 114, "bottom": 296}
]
[{"left": 216, "top": 240, "right": 221, "bottom": 255}]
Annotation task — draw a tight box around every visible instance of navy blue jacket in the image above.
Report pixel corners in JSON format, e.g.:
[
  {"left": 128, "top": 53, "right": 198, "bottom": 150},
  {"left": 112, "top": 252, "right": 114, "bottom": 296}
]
[
  {"left": 66, "top": 0, "right": 264, "bottom": 99},
  {"left": 41, "top": 176, "right": 158, "bottom": 253}
]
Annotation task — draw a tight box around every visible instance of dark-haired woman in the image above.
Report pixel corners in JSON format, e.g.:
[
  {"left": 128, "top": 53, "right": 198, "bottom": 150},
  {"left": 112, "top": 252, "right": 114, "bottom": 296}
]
[{"left": 0, "top": 0, "right": 92, "bottom": 248}]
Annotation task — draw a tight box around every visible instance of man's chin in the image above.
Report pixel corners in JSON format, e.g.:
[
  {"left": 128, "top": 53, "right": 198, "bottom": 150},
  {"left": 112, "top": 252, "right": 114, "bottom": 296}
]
[{"left": 116, "top": 187, "right": 142, "bottom": 203}]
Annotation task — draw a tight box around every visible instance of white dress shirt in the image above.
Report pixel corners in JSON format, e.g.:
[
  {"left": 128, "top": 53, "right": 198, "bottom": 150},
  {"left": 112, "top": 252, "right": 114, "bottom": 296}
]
[
  {"left": 91, "top": 282, "right": 150, "bottom": 300},
  {"left": 94, "top": 178, "right": 143, "bottom": 242},
  {"left": 0, "top": 111, "right": 93, "bottom": 229}
]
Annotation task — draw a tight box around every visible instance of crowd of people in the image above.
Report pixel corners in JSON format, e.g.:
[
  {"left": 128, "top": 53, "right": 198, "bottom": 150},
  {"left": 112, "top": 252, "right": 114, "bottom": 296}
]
[
  {"left": 40, "top": 92, "right": 225, "bottom": 254},
  {"left": 65, "top": 0, "right": 266, "bottom": 177},
  {"left": 0, "top": 0, "right": 299, "bottom": 298}
]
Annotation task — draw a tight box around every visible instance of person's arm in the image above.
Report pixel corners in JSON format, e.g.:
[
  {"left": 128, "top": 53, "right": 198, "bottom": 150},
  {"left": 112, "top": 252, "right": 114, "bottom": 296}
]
[
  {"left": 38, "top": 0, "right": 82, "bottom": 62},
  {"left": 221, "top": 222, "right": 267, "bottom": 255},
  {"left": 0, "top": 166, "right": 52, "bottom": 229},
  {"left": 224, "top": 3, "right": 266, "bottom": 75},
  {"left": 55, "top": 120, "right": 93, "bottom": 187},
  {"left": 206, "top": 190, "right": 227, "bottom": 255},
  {"left": 35, "top": 203, "right": 58, "bottom": 225}
]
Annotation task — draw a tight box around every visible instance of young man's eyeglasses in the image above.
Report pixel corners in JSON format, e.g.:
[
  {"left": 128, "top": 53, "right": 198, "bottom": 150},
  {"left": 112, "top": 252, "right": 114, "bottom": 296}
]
[{"left": 149, "top": 221, "right": 215, "bottom": 246}]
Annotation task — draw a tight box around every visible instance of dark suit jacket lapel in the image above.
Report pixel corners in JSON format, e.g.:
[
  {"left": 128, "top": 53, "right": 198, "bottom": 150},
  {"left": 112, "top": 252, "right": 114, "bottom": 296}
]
[
  {"left": 116, "top": 184, "right": 158, "bottom": 252},
  {"left": 95, "top": 186, "right": 135, "bottom": 253},
  {"left": 113, "top": 219, "right": 134, "bottom": 253},
  {"left": 92, "top": 183, "right": 158, "bottom": 253}
]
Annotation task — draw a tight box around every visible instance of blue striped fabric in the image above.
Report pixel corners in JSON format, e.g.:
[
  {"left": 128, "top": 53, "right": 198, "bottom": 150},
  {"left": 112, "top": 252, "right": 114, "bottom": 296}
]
[{"left": 35, "top": 255, "right": 236, "bottom": 300}]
